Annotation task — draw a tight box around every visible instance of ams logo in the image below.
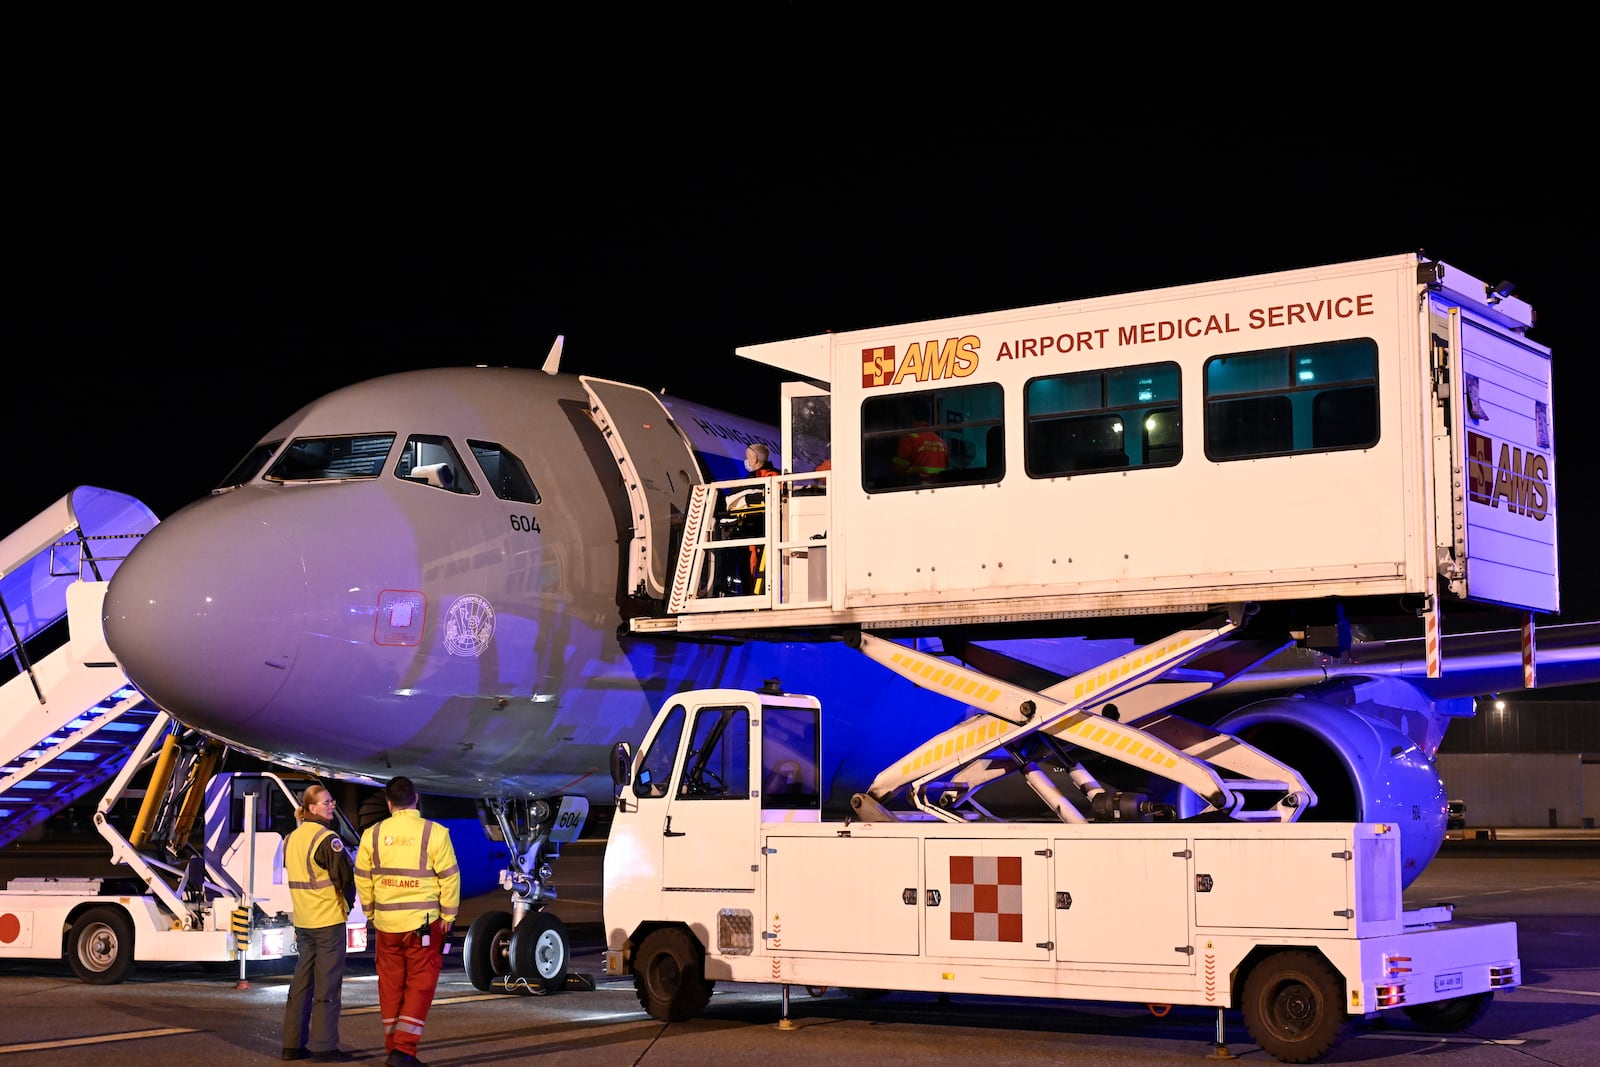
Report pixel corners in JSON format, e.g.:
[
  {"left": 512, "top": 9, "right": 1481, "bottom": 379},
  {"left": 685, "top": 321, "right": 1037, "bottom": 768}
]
[
  {"left": 862, "top": 336, "right": 981, "bottom": 388},
  {"left": 1467, "top": 431, "right": 1550, "bottom": 520}
]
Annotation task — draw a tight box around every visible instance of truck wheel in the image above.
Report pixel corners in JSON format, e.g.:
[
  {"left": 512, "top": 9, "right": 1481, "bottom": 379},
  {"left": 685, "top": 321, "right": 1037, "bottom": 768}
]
[
  {"left": 510, "top": 912, "right": 568, "bottom": 987},
  {"left": 463, "top": 911, "right": 513, "bottom": 992},
  {"left": 1240, "top": 950, "right": 1344, "bottom": 1064},
  {"left": 633, "top": 927, "right": 713, "bottom": 1021},
  {"left": 68, "top": 906, "right": 135, "bottom": 985},
  {"left": 1402, "top": 992, "right": 1492, "bottom": 1032}
]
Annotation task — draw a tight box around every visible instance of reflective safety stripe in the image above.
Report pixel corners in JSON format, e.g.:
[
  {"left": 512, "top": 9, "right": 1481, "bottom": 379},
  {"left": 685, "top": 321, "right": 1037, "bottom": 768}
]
[
  {"left": 359, "top": 810, "right": 461, "bottom": 932},
  {"left": 372, "top": 821, "right": 439, "bottom": 878},
  {"left": 284, "top": 822, "right": 346, "bottom": 928},
  {"left": 287, "top": 826, "right": 334, "bottom": 890}
]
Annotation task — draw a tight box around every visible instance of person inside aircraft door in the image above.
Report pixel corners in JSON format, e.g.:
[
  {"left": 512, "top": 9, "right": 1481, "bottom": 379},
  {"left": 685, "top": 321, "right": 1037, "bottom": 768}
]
[{"left": 718, "top": 443, "right": 779, "bottom": 595}]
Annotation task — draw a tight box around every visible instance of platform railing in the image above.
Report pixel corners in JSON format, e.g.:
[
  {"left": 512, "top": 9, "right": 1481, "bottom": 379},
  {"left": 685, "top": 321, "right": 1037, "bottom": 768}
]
[{"left": 668, "top": 471, "right": 831, "bottom": 615}]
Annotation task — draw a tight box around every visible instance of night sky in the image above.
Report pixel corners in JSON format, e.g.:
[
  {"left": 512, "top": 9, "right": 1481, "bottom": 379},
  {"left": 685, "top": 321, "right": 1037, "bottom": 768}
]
[{"left": 8, "top": 107, "right": 1594, "bottom": 619}]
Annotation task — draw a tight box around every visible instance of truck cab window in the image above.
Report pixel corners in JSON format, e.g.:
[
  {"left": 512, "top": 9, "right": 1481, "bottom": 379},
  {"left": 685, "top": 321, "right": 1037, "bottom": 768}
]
[
  {"left": 678, "top": 705, "right": 750, "bottom": 800},
  {"left": 761, "top": 703, "right": 820, "bottom": 810},
  {"left": 230, "top": 777, "right": 297, "bottom": 836},
  {"left": 633, "top": 705, "right": 685, "bottom": 799}
]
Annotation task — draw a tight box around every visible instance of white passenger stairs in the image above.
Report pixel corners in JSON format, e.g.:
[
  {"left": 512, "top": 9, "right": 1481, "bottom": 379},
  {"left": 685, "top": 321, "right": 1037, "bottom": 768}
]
[
  {"left": 845, "top": 609, "right": 1316, "bottom": 825},
  {"left": 0, "top": 487, "right": 159, "bottom": 849}
]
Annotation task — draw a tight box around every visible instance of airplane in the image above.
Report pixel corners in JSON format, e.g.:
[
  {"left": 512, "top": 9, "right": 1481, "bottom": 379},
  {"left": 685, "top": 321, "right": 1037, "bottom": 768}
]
[
  {"left": 96, "top": 279, "right": 1600, "bottom": 995},
  {"left": 96, "top": 342, "right": 979, "bottom": 986}
]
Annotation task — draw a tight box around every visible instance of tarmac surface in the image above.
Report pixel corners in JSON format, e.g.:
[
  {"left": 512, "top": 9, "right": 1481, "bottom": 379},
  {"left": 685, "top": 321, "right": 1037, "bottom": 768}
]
[{"left": 0, "top": 831, "right": 1597, "bottom": 1065}]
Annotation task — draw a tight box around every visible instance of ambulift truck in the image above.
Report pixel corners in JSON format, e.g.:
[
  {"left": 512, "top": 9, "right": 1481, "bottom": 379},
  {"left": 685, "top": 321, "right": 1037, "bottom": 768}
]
[
  {"left": 605, "top": 254, "right": 1540, "bottom": 1060},
  {"left": 605, "top": 617, "right": 1519, "bottom": 1064}
]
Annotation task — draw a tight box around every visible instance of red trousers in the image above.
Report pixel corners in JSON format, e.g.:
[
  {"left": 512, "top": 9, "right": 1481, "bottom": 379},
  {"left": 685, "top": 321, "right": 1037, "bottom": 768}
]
[{"left": 375, "top": 920, "right": 446, "bottom": 1055}]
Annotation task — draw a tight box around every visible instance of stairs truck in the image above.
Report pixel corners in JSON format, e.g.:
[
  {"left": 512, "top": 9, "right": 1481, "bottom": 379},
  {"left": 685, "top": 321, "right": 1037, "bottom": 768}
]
[
  {"left": 0, "top": 753, "right": 369, "bottom": 983},
  {"left": 0, "top": 487, "right": 366, "bottom": 981},
  {"left": 601, "top": 666, "right": 1519, "bottom": 1064}
]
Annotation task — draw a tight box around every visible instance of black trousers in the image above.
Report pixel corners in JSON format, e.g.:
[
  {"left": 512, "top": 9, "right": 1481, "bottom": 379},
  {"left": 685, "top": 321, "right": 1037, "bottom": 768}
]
[{"left": 282, "top": 922, "right": 347, "bottom": 1052}]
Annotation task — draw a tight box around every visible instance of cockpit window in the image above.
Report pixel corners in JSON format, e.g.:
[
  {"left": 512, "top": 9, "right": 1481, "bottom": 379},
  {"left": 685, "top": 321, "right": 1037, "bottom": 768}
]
[
  {"left": 394, "top": 434, "right": 478, "bottom": 495},
  {"left": 215, "top": 440, "right": 283, "bottom": 491},
  {"left": 468, "top": 440, "right": 541, "bottom": 504},
  {"left": 266, "top": 434, "right": 396, "bottom": 482}
]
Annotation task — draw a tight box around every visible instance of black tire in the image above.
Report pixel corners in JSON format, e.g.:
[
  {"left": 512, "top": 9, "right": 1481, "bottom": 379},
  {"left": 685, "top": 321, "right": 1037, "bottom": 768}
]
[
  {"left": 67, "top": 906, "right": 135, "bottom": 985},
  {"left": 510, "top": 912, "right": 569, "bottom": 986},
  {"left": 463, "top": 910, "right": 513, "bottom": 992},
  {"left": 1402, "top": 992, "right": 1493, "bottom": 1032},
  {"left": 633, "top": 927, "right": 714, "bottom": 1021},
  {"left": 1240, "top": 950, "right": 1345, "bottom": 1064}
]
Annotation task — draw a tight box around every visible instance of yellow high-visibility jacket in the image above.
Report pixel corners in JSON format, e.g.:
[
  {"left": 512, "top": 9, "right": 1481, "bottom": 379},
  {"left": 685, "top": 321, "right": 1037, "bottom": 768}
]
[
  {"left": 285, "top": 817, "right": 352, "bottom": 929},
  {"left": 355, "top": 808, "right": 460, "bottom": 934}
]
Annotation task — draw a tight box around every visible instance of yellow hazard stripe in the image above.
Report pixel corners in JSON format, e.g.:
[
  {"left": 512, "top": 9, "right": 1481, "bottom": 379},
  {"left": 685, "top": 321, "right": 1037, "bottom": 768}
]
[
  {"left": 1055, "top": 715, "right": 1179, "bottom": 770},
  {"left": 887, "top": 650, "right": 1003, "bottom": 705},
  {"left": 883, "top": 626, "right": 1212, "bottom": 781},
  {"left": 897, "top": 716, "right": 1013, "bottom": 777},
  {"left": 1071, "top": 633, "right": 1197, "bottom": 702}
]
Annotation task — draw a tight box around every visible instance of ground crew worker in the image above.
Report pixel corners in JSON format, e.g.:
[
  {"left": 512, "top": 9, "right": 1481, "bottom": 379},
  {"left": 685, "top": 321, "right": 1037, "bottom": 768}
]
[
  {"left": 280, "top": 784, "right": 356, "bottom": 1062},
  {"left": 355, "top": 776, "right": 460, "bottom": 1067},
  {"left": 721, "top": 443, "right": 781, "bottom": 594},
  {"left": 893, "top": 422, "right": 949, "bottom": 481}
]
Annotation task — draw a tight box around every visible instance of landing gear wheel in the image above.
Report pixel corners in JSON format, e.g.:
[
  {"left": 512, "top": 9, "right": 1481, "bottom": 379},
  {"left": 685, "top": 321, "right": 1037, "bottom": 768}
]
[
  {"left": 1240, "top": 950, "right": 1344, "bottom": 1064},
  {"left": 633, "top": 927, "right": 714, "bottom": 1021},
  {"left": 510, "top": 912, "right": 569, "bottom": 987},
  {"left": 68, "top": 906, "right": 135, "bottom": 985},
  {"left": 1402, "top": 992, "right": 1493, "bottom": 1031},
  {"left": 463, "top": 910, "right": 513, "bottom": 992}
]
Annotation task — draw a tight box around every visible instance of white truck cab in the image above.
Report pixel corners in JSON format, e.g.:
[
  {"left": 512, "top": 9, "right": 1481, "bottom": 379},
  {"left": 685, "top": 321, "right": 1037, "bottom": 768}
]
[{"left": 604, "top": 684, "right": 1517, "bottom": 1064}]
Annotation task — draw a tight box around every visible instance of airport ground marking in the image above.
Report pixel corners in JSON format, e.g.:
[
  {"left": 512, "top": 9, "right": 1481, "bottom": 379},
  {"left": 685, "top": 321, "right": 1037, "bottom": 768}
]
[
  {"left": 1362, "top": 1032, "right": 1526, "bottom": 1047},
  {"left": 0, "top": 1027, "right": 197, "bottom": 1055}
]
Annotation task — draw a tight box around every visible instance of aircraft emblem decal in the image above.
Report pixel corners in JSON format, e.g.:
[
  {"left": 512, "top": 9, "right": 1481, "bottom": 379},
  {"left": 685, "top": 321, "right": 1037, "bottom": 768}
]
[{"left": 444, "top": 594, "right": 496, "bottom": 657}]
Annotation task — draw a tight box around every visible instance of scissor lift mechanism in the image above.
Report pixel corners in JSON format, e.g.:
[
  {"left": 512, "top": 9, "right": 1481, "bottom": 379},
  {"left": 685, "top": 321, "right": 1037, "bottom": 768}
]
[{"left": 846, "top": 606, "right": 1315, "bottom": 825}]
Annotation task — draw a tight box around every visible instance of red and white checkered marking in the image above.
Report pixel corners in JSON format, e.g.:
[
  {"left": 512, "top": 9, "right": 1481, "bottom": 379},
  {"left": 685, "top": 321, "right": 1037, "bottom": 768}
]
[{"left": 948, "top": 855, "right": 1023, "bottom": 942}]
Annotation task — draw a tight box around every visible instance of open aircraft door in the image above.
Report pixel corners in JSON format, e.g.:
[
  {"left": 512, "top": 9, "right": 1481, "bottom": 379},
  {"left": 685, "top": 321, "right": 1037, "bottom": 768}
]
[
  {"left": 1428, "top": 287, "right": 1557, "bottom": 614},
  {"left": 580, "top": 377, "right": 705, "bottom": 600}
]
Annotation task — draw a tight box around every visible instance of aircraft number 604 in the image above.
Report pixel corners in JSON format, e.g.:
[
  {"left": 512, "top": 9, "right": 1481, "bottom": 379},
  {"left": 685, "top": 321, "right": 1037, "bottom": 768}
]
[{"left": 509, "top": 514, "right": 541, "bottom": 534}]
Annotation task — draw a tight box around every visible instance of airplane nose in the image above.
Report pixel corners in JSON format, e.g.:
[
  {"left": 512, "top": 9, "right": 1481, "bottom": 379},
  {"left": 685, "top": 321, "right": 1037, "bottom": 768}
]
[{"left": 104, "top": 503, "right": 308, "bottom": 734}]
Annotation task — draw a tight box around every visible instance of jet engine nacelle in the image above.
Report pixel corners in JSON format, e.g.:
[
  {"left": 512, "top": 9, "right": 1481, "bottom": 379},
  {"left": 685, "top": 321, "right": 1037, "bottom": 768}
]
[{"left": 1210, "top": 694, "right": 1449, "bottom": 888}]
